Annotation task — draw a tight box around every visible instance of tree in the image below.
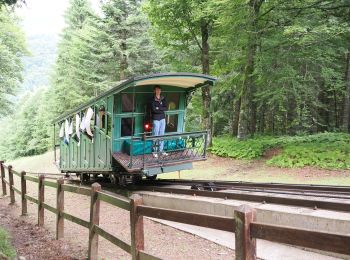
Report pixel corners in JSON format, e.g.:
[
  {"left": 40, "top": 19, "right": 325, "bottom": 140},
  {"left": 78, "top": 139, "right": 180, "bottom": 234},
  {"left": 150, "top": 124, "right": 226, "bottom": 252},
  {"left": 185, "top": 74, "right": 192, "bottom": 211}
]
[
  {"left": 0, "top": 7, "right": 27, "bottom": 115},
  {"left": 144, "top": 0, "right": 216, "bottom": 145}
]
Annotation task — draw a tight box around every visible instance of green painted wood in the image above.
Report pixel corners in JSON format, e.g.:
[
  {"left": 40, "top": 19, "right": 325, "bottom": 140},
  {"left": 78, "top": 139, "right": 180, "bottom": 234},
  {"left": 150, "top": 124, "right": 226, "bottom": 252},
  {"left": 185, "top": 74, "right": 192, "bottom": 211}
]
[
  {"left": 24, "top": 175, "right": 38, "bottom": 183},
  {"left": 43, "top": 180, "right": 58, "bottom": 188},
  {"left": 97, "top": 191, "right": 130, "bottom": 211},
  {"left": 62, "top": 184, "right": 91, "bottom": 196},
  {"left": 13, "top": 186, "right": 21, "bottom": 194},
  {"left": 62, "top": 212, "right": 90, "bottom": 228},
  {"left": 94, "top": 225, "right": 131, "bottom": 253},
  {"left": 42, "top": 202, "right": 58, "bottom": 214},
  {"left": 139, "top": 251, "right": 162, "bottom": 260},
  {"left": 25, "top": 194, "right": 39, "bottom": 204},
  {"left": 44, "top": 180, "right": 57, "bottom": 188},
  {"left": 12, "top": 170, "right": 21, "bottom": 177}
]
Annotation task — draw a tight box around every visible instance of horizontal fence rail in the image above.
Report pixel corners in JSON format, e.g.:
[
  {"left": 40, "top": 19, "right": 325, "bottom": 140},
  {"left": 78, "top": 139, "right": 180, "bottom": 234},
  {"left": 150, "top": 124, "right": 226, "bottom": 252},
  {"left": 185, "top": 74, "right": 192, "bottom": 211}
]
[{"left": 1, "top": 161, "right": 350, "bottom": 260}]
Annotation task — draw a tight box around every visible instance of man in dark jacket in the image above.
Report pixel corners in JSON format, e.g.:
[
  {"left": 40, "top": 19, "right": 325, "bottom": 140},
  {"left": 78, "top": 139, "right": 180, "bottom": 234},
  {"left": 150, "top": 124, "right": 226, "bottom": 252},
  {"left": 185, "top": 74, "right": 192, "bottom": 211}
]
[{"left": 150, "top": 85, "right": 168, "bottom": 157}]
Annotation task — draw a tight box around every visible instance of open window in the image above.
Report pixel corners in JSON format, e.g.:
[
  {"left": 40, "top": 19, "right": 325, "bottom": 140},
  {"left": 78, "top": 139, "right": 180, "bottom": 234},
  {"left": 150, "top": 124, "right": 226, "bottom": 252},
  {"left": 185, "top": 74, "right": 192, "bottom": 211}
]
[{"left": 121, "top": 117, "right": 135, "bottom": 137}]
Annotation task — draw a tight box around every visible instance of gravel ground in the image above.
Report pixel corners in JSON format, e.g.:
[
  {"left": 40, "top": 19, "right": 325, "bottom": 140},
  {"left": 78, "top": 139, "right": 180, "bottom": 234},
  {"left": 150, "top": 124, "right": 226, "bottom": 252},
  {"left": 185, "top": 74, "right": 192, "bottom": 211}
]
[{"left": 0, "top": 175, "right": 234, "bottom": 260}]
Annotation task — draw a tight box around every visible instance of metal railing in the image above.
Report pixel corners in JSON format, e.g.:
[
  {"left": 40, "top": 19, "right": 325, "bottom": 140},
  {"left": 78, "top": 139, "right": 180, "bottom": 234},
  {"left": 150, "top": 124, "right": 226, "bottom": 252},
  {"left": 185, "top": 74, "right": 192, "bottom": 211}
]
[{"left": 127, "top": 131, "right": 208, "bottom": 170}]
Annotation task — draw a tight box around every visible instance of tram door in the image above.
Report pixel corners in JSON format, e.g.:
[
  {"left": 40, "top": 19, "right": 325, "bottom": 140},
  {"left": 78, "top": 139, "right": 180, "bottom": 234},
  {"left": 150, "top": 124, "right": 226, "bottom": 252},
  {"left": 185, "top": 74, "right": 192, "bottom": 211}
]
[{"left": 94, "top": 103, "right": 108, "bottom": 168}]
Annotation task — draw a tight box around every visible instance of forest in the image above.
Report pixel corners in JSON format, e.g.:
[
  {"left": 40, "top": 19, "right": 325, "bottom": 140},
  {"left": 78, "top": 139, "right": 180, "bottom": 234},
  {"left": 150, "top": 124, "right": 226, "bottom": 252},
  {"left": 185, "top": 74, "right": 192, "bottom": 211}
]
[{"left": 0, "top": 0, "right": 349, "bottom": 167}]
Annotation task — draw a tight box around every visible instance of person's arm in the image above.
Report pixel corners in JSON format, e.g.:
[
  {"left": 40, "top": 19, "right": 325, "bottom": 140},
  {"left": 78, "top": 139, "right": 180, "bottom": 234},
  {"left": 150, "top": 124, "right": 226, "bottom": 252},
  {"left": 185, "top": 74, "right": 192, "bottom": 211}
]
[
  {"left": 151, "top": 99, "right": 162, "bottom": 114},
  {"left": 159, "top": 98, "right": 168, "bottom": 111}
]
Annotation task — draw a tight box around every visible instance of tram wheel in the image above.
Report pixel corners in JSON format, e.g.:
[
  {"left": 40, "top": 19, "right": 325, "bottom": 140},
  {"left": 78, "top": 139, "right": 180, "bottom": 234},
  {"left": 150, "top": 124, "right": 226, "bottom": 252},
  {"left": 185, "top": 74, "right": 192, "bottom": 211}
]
[
  {"left": 146, "top": 175, "right": 157, "bottom": 181},
  {"left": 80, "top": 173, "right": 90, "bottom": 183},
  {"left": 132, "top": 175, "right": 143, "bottom": 185},
  {"left": 109, "top": 173, "right": 118, "bottom": 185}
]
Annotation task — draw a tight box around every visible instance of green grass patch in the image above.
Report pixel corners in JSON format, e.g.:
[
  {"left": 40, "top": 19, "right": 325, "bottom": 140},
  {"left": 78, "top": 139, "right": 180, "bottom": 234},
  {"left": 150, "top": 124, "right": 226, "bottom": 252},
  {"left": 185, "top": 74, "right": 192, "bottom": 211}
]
[
  {"left": 0, "top": 227, "right": 16, "bottom": 259},
  {"left": 210, "top": 133, "right": 350, "bottom": 169}
]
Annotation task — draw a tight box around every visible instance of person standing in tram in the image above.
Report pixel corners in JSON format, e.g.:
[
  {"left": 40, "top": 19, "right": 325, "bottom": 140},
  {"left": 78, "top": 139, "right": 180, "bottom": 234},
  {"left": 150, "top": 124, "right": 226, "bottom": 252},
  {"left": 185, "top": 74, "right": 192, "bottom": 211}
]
[{"left": 149, "top": 85, "right": 168, "bottom": 157}]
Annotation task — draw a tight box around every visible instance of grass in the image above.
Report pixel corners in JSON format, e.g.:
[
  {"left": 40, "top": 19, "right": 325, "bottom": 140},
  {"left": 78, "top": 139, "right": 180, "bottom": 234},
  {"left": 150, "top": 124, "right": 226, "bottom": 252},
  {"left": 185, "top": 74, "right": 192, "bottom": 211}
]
[
  {"left": 0, "top": 227, "right": 16, "bottom": 259},
  {"left": 210, "top": 133, "right": 350, "bottom": 170}
]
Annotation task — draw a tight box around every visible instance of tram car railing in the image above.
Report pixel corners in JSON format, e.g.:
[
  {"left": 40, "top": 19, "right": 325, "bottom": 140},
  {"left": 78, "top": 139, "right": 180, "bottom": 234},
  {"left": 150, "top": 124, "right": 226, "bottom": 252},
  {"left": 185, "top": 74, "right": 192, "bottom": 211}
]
[{"left": 124, "top": 131, "right": 208, "bottom": 171}]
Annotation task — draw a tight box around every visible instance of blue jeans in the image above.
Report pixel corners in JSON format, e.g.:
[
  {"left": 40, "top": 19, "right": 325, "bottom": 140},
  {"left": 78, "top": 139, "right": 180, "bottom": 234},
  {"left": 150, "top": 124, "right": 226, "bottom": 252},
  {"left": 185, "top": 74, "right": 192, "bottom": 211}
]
[{"left": 152, "top": 119, "right": 165, "bottom": 152}]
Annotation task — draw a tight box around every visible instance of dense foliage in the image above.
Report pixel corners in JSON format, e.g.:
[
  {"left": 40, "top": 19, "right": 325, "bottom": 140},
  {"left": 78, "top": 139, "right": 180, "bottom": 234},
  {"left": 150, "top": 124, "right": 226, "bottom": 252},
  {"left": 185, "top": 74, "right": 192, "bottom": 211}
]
[
  {"left": 0, "top": 7, "right": 27, "bottom": 115},
  {"left": 211, "top": 133, "right": 350, "bottom": 169},
  {"left": 1, "top": 0, "right": 350, "bottom": 168}
]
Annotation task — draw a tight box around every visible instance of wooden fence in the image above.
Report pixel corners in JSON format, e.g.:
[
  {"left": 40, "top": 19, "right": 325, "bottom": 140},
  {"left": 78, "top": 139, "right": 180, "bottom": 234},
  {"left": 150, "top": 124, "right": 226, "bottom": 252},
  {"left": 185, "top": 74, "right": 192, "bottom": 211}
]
[{"left": 1, "top": 161, "right": 350, "bottom": 260}]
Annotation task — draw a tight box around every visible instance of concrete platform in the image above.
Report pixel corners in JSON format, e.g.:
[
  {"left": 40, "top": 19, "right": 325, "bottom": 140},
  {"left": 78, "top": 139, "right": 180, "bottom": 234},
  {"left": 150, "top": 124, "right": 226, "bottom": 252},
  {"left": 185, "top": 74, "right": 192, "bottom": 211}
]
[{"left": 138, "top": 190, "right": 350, "bottom": 259}]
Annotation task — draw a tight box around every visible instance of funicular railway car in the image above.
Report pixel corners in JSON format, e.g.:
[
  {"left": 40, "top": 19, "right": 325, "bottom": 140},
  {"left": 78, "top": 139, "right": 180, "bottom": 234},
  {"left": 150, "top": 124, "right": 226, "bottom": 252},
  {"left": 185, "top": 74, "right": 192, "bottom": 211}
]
[{"left": 53, "top": 73, "right": 216, "bottom": 184}]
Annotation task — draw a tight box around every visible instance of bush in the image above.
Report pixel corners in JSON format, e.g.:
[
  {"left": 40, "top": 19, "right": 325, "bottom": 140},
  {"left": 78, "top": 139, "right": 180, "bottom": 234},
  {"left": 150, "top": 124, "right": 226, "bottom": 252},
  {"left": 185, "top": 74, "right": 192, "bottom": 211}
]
[
  {"left": 210, "top": 133, "right": 350, "bottom": 169},
  {"left": 0, "top": 227, "right": 16, "bottom": 259}
]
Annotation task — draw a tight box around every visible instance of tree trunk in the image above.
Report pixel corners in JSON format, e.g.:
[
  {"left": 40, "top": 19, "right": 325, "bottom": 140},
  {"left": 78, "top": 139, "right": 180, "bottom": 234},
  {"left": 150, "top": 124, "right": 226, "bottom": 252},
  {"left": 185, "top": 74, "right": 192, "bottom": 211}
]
[
  {"left": 237, "top": 0, "right": 262, "bottom": 140},
  {"left": 342, "top": 51, "right": 350, "bottom": 132},
  {"left": 231, "top": 98, "right": 241, "bottom": 136},
  {"left": 120, "top": 41, "right": 128, "bottom": 80},
  {"left": 200, "top": 20, "right": 213, "bottom": 146}
]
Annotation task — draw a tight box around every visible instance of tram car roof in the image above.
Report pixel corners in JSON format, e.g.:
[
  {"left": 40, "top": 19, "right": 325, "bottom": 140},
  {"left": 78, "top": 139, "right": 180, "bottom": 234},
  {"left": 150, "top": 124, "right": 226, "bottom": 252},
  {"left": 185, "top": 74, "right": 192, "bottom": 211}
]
[{"left": 53, "top": 72, "right": 216, "bottom": 123}]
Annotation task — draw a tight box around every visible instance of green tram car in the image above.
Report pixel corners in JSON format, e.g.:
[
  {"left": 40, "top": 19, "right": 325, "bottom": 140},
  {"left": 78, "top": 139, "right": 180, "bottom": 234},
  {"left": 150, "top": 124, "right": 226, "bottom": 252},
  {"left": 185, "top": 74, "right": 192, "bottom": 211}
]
[{"left": 53, "top": 73, "right": 216, "bottom": 184}]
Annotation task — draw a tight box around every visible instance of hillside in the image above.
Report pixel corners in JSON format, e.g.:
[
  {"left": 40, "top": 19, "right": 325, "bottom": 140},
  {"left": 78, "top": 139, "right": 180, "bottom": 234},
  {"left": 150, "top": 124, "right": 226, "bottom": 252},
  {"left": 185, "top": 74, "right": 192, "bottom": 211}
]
[{"left": 8, "top": 150, "right": 59, "bottom": 174}]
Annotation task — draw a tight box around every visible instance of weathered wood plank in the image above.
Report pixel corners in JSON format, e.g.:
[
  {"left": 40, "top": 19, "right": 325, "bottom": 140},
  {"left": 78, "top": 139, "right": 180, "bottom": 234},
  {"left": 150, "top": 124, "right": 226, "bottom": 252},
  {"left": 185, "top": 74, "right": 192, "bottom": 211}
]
[
  {"left": 1, "top": 161, "right": 7, "bottom": 196},
  {"left": 130, "top": 194, "right": 144, "bottom": 260},
  {"left": 8, "top": 166, "right": 15, "bottom": 204},
  {"left": 88, "top": 183, "right": 101, "bottom": 260},
  {"left": 139, "top": 251, "right": 162, "bottom": 260},
  {"left": 43, "top": 180, "right": 58, "bottom": 188},
  {"left": 25, "top": 194, "right": 39, "bottom": 204},
  {"left": 235, "top": 205, "right": 256, "bottom": 260},
  {"left": 94, "top": 225, "right": 131, "bottom": 253},
  {"left": 56, "top": 178, "right": 64, "bottom": 239},
  {"left": 24, "top": 175, "right": 39, "bottom": 183},
  {"left": 97, "top": 191, "right": 130, "bottom": 211},
  {"left": 42, "top": 202, "right": 58, "bottom": 214},
  {"left": 21, "top": 171, "right": 27, "bottom": 215},
  {"left": 12, "top": 186, "right": 21, "bottom": 195},
  {"left": 38, "top": 175, "right": 45, "bottom": 226},
  {"left": 137, "top": 205, "right": 235, "bottom": 232},
  {"left": 251, "top": 222, "right": 350, "bottom": 255},
  {"left": 12, "top": 170, "right": 21, "bottom": 177},
  {"left": 3, "top": 179, "right": 10, "bottom": 186},
  {"left": 62, "top": 212, "right": 90, "bottom": 229},
  {"left": 62, "top": 184, "right": 91, "bottom": 196}
]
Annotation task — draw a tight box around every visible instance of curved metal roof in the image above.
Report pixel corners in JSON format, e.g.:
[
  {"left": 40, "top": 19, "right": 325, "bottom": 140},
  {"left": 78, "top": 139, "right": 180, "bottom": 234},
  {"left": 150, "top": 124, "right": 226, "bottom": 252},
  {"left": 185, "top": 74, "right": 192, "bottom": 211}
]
[{"left": 53, "top": 73, "right": 216, "bottom": 123}]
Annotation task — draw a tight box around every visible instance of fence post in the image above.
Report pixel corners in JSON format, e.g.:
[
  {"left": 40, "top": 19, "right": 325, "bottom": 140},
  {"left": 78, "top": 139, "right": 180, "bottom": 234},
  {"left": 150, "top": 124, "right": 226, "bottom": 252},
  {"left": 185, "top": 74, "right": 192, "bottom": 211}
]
[
  {"left": 56, "top": 178, "right": 64, "bottom": 239},
  {"left": 88, "top": 183, "right": 101, "bottom": 260},
  {"left": 21, "top": 171, "right": 27, "bottom": 216},
  {"left": 0, "top": 161, "right": 6, "bottom": 196},
  {"left": 130, "top": 194, "right": 144, "bottom": 260},
  {"left": 8, "top": 165, "right": 15, "bottom": 204},
  {"left": 38, "top": 175, "right": 45, "bottom": 226},
  {"left": 234, "top": 205, "right": 257, "bottom": 260}
]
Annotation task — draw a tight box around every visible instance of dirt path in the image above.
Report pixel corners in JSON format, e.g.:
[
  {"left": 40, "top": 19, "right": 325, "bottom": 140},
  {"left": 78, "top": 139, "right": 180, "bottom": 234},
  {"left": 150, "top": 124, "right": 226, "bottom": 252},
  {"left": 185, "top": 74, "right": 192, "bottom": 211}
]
[
  {"left": 0, "top": 197, "right": 85, "bottom": 260},
  {"left": 0, "top": 177, "right": 234, "bottom": 260}
]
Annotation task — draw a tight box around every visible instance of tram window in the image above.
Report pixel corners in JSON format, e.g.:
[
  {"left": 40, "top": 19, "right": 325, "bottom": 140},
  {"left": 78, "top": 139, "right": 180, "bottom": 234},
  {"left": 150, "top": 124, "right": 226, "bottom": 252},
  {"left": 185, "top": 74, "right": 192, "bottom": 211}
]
[
  {"left": 166, "top": 114, "right": 178, "bottom": 132},
  {"left": 99, "top": 106, "right": 106, "bottom": 130},
  {"left": 106, "top": 114, "right": 112, "bottom": 136},
  {"left": 122, "top": 93, "right": 135, "bottom": 113},
  {"left": 121, "top": 117, "right": 135, "bottom": 137},
  {"left": 166, "top": 93, "right": 180, "bottom": 110}
]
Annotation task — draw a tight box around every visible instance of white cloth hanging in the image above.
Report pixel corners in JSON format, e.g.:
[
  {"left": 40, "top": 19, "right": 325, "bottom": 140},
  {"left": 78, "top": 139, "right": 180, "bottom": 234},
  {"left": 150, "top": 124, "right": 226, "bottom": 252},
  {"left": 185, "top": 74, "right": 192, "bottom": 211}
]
[
  {"left": 64, "top": 119, "right": 69, "bottom": 143},
  {"left": 59, "top": 123, "right": 64, "bottom": 138},
  {"left": 68, "top": 121, "right": 73, "bottom": 135},
  {"left": 85, "top": 107, "right": 94, "bottom": 137},
  {"left": 76, "top": 114, "right": 81, "bottom": 138},
  {"left": 80, "top": 115, "right": 86, "bottom": 131}
]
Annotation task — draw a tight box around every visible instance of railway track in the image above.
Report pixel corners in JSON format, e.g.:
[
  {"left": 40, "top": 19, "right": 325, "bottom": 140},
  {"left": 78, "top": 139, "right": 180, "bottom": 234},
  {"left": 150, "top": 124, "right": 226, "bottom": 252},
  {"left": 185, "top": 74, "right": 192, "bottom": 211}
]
[{"left": 65, "top": 176, "right": 350, "bottom": 213}]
